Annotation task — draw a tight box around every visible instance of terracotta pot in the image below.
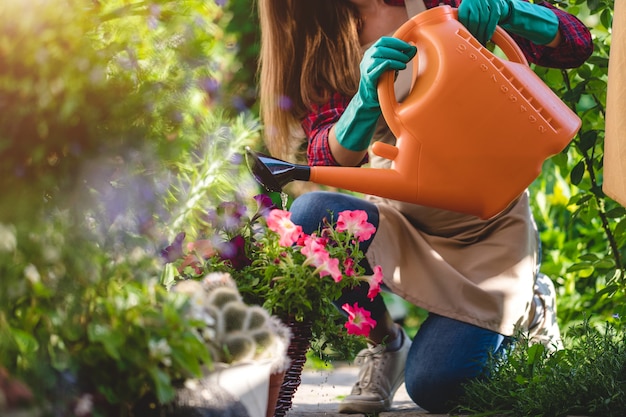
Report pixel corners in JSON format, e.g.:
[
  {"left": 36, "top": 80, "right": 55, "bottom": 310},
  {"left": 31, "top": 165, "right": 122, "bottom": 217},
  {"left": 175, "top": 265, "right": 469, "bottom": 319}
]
[{"left": 266, "top": 370, "right": 285, "bottom": 417}]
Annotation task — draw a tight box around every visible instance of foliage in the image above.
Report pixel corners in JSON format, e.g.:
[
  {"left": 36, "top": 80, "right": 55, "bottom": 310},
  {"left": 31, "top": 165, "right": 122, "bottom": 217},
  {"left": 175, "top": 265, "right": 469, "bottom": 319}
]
[
  {"left": 0, "top": 212, "right": 211, "bottom": 413},
  {"left": 456, "top": 319, "right": 626, "bottom": 417},
  {"left": 0, "top": 0, "right": 262, "bottom": 415},
  {"left": 0, "top": 0, "right": 243, "bottom": 220},
  {"left": 161, "top": 197, "right": 381, "bottom": 360},
  {"left": 223, "top": 0, "right": 261, "bottom": 114},
  {"left": 529, "top": 0, "right": 624, "bottom": 335},
  {"left": 0, "top": 0, "right": 622, "bottom": 414}
]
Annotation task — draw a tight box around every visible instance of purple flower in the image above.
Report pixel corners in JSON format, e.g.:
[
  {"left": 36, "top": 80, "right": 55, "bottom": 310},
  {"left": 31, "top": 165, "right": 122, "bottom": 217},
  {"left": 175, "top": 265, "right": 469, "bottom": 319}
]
[
  {"left": 218, "top": 201, "right": 247, "bottom": 232},
  {"left": 199, "top": 77, "right": 219, "bottom": 93},
  {"left": 161, "top": 232, "right": 186, "bottom": 263},
  {"left": 254, "top": 194, "right": 276, "bottom": 218},
  {"left": 219, "top": 235, "right": 251, "bottom": 270}
]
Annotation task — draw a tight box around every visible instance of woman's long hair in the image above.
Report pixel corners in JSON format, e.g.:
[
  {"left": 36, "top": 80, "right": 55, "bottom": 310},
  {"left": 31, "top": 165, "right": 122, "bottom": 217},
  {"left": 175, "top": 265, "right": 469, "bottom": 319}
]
[{"left": 258, "top": 0, "right": 362, "bottom": 159}]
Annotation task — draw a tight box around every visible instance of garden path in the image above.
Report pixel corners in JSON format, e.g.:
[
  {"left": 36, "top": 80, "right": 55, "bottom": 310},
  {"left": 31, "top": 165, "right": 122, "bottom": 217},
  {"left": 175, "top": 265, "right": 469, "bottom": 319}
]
[{"left": 286, "top": 364, "right": 441, "bottom": 417}]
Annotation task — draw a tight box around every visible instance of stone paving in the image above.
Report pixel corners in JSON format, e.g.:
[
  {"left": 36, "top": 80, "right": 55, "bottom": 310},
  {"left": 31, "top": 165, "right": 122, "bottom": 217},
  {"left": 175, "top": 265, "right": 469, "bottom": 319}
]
[{"left": 286, "top": 365, "right": 441, "bottom": 417}]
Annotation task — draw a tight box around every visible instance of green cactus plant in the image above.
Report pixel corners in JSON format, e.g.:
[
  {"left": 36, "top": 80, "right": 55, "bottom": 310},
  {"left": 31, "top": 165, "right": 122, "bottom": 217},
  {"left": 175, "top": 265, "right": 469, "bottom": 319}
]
[{"left": 173, "top": 273, "right": 291, "bottom": 373}]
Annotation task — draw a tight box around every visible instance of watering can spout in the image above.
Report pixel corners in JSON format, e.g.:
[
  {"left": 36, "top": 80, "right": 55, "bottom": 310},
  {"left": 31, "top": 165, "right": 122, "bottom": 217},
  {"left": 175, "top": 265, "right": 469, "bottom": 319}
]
[{"left": 245, "top": 147, "right": 311, "bottom": 193}]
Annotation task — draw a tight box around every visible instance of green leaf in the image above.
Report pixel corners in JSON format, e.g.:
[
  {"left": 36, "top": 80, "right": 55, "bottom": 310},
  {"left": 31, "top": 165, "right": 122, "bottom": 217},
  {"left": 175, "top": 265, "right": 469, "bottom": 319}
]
[
  {"left": 593, "top": 258, "right": 615, "bottom": 270},
  {"left": 567, "top": 262, "right": 593, "bottom": 272},
  {"left": 87, "top": 323, "right": 122, "bottom": 360},
  {"left": 605, "top": 207, "right": 626, "bottom": 219},
  {"left": 570, "top": 160, "right": 585, "bottom": 185},
  {"left": 148, "top": 366, "right": 176, "bottom": 404},
  {"left": 170, "top": 344, "right": 203, "bottom": 377},
  {"left": 526, "top": 343, "right": 545, "bottom": 366},
  {"left": 600, "top": 7, "right": 612, "bottom": 28},
  {"left": 161, "top": 262, "right": 178, "bottom": 290},
  {"left": 578, "top": 130, "right": 597, "bottom": 152},
  {"left": 12, "top": 328, "right": 39, "bottom": 354}
]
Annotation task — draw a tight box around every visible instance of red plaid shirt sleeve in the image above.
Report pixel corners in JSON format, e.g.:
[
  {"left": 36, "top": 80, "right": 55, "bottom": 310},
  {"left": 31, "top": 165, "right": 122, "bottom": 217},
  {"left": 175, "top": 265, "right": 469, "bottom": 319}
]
[
  {"left": 508, "top": 2, "right": 593, "bottom": 68},
  {"left": 301, "top": 92, "right": 351, "bottom": 166},
  {"left": 302, "top": 0, "right": 592, "bottom": 167}
]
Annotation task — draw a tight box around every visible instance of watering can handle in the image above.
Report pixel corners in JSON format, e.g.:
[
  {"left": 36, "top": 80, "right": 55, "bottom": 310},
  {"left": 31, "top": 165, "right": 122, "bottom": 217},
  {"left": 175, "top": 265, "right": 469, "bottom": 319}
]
[{"left": 376, "top": 7, "right": 528, "bottom": 154}]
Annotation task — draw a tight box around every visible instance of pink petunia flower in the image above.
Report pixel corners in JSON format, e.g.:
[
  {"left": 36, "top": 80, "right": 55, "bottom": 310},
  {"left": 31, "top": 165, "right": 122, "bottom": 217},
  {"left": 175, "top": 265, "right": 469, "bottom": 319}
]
[
  {"left": 317, "top": 255, "right": 342, "bottom": 283},
  {"left": 266, "top": 209, "right": 303, "bottom": 247},
  {"left": 301, "top": 235, "right": 342, "bottom": 282},
  {"left": 343, "top": 258, "right": 356, "bottom": 277},
  {"left": 336, "top": 210, "right": 376, "bottom": 242},
  {"left": 301, "top": 235, "right": 329, "bottom": 265},
  {"left": 179, "top": 239, "right": 215, "bottom": 273},
  {"left": 342, "top": 303, "right": 377, "bottom": 337},
  {"left": 187, "top": 239, "right": 215, "bottom": 259},
  {"left": 366, "top": 265, "right": 384, "bottom": 301}
]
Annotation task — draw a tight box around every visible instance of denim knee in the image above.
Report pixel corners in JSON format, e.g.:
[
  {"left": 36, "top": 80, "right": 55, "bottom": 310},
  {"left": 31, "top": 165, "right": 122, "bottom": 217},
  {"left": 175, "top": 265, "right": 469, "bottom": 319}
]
[
  {"left": 405, "top": 364, "right": 468, "bottom": 413},
  {"left": 289, "top": 192, "right": 334, "bottom": 234},
  {"left": 403, "top": 314, "right": 508, "bottom": 413}
]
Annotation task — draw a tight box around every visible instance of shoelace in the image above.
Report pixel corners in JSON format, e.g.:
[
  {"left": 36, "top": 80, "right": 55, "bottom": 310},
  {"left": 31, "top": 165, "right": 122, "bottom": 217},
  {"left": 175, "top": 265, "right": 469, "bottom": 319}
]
[{"left": 354, "top": 344, "right": 386, "bottom": 388}]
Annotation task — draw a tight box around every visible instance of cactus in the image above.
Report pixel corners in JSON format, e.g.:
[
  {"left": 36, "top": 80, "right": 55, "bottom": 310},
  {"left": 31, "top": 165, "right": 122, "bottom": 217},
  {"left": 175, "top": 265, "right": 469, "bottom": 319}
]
[{"left": 173, "top": 273, "right": 291, "bottom": 373}]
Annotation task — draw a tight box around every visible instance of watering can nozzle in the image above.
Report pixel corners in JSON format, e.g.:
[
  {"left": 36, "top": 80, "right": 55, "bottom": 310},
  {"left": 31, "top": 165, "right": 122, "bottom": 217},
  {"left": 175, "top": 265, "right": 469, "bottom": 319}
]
[{"left": 245, "top": 147, "right": 311, "bottom": 193}]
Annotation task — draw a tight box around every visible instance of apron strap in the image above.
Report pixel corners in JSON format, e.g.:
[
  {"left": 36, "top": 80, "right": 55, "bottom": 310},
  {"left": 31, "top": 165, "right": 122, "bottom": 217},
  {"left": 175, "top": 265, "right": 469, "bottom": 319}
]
[{"left": 405, "top": 0, "right": 427, "bottom": 17}]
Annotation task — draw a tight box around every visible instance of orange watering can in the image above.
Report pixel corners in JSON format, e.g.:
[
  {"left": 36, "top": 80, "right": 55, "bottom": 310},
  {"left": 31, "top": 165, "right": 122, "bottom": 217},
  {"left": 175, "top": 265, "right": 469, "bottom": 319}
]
[{"left": 247, "top": 5, "right": 581, "bottom": 219}]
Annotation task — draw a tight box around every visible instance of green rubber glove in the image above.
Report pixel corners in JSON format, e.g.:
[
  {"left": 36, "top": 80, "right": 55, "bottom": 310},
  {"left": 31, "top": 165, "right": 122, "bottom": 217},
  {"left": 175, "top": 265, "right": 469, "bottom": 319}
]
[
  {"left": 335, "top": 37, "right": 417, "bottom": 152},
  {"left": 458, "top": 0, "right": 559, "bottom": 46}
]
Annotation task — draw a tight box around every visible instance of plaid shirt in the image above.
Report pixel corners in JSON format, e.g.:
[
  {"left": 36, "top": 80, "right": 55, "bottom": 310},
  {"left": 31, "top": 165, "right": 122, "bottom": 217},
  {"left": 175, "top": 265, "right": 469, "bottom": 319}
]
[{"left": 303, "top": 0, "right": 593, "bottom": 166}]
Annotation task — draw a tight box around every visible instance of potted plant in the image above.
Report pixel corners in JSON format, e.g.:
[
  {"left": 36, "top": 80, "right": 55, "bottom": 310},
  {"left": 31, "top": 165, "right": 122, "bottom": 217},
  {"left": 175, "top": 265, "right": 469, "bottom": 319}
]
[
  {"left": 161, "top": 194, "right": 385, "bottom": 415},
  {"left": 132, "top": 272, "right": 292, "bottom": 417}
]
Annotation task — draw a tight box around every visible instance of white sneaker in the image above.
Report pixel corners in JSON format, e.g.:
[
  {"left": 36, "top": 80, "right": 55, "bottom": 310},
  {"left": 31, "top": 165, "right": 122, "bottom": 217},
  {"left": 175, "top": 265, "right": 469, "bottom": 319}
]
[
  {"left": 528, "top": 273, "right": 564, "bottom": 351},
  {"left": 338, "top": 327, "right": 411, "bottom": 414}
]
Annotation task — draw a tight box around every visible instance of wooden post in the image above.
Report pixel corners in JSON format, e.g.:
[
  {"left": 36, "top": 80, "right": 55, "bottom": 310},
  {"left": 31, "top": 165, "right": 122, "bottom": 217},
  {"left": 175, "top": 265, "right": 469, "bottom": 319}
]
[{"left": 603, "top": 1, "right": 626, "bottom": 206}]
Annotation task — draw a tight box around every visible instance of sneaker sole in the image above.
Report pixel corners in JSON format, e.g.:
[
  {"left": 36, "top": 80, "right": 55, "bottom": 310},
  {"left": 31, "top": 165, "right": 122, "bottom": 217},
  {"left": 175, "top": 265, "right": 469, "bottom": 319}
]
[{"left": 338, "top": 398, "right": 390, "bottom": 414}]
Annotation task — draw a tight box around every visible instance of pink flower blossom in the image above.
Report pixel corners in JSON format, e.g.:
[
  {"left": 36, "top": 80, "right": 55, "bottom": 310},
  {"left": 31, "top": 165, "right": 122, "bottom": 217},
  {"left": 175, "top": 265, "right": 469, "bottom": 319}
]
[
  {"left": 342, "top": 303, "right": 377, "bottom": 337},
  {"left": 180, "top": 239, "right": 215, "bottom": 273},
  {"left": 343, "top": 258, "right": 356, "bottom": 277},
  {"left": 187, "top": 239, "right": 214, "bottom": 259},
  {"left": 301, "top": 235, "right": 342, "bottom": 282},
  {"left": 317, "top": 255, "right": 342, "bottom": 282},
  {"left": 336, "top": 210, "right": 376, "bottom": 242},
  {"left": 301, "top": 235, "right": 328, "bottom": 265},
  {"left": 267, "top": 209, "right": 303, "bottom": 247},
  {"left": 366, "top": 265, "right": 383, "bottom": 300}
]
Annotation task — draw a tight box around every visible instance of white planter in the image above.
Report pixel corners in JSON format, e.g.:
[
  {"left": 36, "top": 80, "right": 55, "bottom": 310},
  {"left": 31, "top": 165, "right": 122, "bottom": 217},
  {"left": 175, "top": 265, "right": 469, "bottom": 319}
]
[{"left": 205, "top": 360, "right": 273, "bottom": 417}]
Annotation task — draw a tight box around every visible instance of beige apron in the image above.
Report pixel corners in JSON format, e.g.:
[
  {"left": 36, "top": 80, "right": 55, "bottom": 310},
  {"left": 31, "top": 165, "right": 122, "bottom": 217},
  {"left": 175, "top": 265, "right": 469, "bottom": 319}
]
[{"left": 363, "top": 0, "right": 537, "bottom": 335}]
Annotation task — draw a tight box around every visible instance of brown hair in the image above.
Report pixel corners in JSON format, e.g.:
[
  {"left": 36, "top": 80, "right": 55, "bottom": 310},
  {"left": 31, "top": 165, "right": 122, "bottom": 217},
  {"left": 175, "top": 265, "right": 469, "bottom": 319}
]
[{"left": 258, "top": 0, "right": 362, "bottom": 159}]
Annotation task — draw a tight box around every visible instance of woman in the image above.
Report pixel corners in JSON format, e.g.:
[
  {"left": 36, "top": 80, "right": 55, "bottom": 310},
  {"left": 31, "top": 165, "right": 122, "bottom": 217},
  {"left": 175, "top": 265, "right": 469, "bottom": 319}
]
[{"left": 257, "top": 0, "right": 592, "bottom": 413}]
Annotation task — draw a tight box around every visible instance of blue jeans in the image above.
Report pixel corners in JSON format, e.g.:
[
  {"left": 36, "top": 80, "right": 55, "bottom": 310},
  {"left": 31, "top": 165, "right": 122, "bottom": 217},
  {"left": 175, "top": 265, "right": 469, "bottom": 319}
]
[{"left": 290, "top": 191, "right": 510, "bottom": 413}]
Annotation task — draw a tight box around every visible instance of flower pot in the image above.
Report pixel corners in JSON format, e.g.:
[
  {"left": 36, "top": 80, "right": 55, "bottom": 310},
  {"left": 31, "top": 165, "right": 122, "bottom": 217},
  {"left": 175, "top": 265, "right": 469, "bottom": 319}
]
[
  {"left": 266, "top": 370, "right": 285, "bottom": 417},
  {"left": 207, "top": 360, "right": 274, "bottom": 417}
]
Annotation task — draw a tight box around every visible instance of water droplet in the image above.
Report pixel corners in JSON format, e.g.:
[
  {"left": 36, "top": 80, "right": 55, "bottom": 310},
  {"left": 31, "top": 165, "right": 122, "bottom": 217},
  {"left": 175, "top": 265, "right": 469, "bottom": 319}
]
[{"left": 280, "top": 192, "right": 289, "bottom": 210}]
